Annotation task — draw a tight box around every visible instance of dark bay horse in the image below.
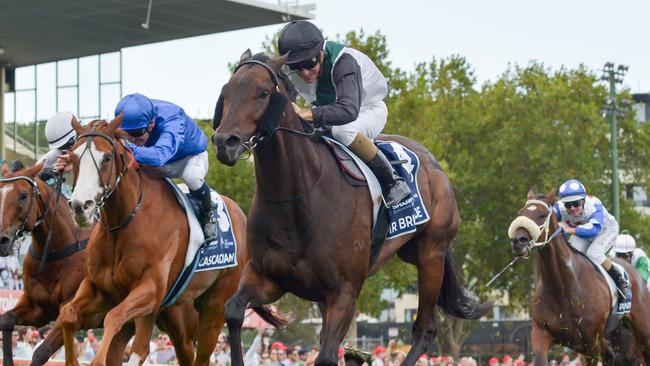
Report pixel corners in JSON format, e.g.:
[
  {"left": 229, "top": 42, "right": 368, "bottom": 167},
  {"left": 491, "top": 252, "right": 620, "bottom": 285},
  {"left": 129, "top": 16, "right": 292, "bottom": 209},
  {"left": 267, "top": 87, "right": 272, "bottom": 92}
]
[
  {"left": 0, "top": 161, "right": 199, "bottom": 366},
  {"left": 212, "top": 51, "right": 491, "bottom": 366},
  {"left": 509, "top": 191, "right": 650, "bottom": 365},
  {"left": 60, "top": 117, "right": 285, "bottom": 366}
]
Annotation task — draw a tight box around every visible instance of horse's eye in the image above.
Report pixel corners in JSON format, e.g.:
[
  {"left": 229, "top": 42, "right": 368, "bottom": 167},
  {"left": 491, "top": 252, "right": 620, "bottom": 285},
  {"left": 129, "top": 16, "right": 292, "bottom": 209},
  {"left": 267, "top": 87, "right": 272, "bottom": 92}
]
[
  {"left": 19, "top": 192, "right": 29, "bottom": 201},
  {"left": 260, "top": 90, "right": 270, "bottom": 98},
  {"left": 102, "top": 155, "right": 112, "bottom": 164}
]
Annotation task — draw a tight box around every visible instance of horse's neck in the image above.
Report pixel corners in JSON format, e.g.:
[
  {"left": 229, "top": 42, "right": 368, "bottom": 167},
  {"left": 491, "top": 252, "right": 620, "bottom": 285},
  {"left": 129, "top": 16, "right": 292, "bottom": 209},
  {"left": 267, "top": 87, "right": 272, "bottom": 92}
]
[
  {"left": 537, "top": 221, "right": 581, "bottom": 293},
  {"left": 253, "top": 114, "right": 322, "bottom": 202},
  {"left": 30, "top": 186, "right": 77, "bottom": 251}
]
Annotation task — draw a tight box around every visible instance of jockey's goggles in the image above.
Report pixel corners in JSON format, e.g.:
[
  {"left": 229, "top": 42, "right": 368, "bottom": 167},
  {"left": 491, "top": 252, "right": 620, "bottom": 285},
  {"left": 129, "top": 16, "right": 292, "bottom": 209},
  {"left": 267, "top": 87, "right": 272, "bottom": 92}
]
[
  {"left": 288, "top": 55, "right": 319, "bottom": 71},
  {"left": 124, "top": 126, "right": 148, "bottom": 138},
  {"left": 563, "top": 199, "right": 584, "bottom": 209},
  {"left": 60, "top": 137, "right": 75, "bottom": 151}
]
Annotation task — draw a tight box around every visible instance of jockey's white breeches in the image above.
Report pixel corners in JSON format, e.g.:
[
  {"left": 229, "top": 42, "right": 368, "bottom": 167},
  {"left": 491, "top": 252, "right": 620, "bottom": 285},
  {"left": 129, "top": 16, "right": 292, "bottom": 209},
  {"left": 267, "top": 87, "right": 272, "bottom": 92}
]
[
  {"left": 160, "top": 151, "right": 209, "bottom": 191},
  {"left": 569, "top": 222, "right": 619, "bottom": 265},
  {"left": 331, "top": 100, "right": 387, "bottom": 146}
]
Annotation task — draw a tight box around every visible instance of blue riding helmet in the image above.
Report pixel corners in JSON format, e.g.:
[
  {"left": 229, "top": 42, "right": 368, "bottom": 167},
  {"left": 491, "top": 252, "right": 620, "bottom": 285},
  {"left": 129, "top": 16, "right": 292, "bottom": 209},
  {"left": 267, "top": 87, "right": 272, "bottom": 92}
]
[
  {"left": 558, "top": 179, "right": 587, "bottom": 203},
  {"left": 115, "top": 93, "right": 154, "bottom": 130}
]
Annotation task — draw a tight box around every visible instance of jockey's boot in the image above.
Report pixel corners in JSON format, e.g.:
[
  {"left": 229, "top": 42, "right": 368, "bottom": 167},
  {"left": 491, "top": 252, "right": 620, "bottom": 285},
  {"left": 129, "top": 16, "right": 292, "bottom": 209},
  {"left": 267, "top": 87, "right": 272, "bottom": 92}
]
[
  {"left": 190, "top": 182, "right": 218, "bottom": 240},
  {"left": 607, "top": 265, "right": 632, "bottom": 299},
  {"left": 348, "top": 133, "right": 411, "bottom": 207}
]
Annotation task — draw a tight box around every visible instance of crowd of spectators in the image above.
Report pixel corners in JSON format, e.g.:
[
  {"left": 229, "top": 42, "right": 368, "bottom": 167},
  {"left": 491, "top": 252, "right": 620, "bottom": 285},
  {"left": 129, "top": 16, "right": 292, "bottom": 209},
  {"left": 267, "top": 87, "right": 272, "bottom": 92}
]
[
  {"left": 1, "top": 325, "right": 598, "bottom": 366},
  {"left": 0, "top": 251, "right": 23, "bottom": 290}
]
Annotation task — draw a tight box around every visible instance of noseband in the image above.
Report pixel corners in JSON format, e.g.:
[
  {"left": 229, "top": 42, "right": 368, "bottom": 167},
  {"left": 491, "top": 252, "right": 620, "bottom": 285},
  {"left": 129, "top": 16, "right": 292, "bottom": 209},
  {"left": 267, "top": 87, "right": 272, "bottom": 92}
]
[
  {"left": 487, "top": 199, "right": 564, "bottom": 287},
  {"left": 508, "top": 199, "right": 563, "bottom": 256},
  {"left": 0, "top": 176, "right": 50, "bottom": 243},
  {"left": 75, "top": 128, "right": 142, "bottom": 232}
]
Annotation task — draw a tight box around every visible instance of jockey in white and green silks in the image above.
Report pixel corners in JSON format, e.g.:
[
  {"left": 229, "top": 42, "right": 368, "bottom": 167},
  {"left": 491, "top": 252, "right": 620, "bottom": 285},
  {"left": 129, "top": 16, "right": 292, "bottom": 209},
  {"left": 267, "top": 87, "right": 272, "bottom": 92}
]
[{"left": 278, "top": 20, "right": 410, "bottom": 207}]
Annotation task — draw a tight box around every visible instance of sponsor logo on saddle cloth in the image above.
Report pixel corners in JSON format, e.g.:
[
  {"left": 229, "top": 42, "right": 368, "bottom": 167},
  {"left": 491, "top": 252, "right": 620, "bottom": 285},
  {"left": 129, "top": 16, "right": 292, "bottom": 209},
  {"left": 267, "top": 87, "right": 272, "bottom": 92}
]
[{"left": 375, "top": 141, "right": 431, "bottom": 239}]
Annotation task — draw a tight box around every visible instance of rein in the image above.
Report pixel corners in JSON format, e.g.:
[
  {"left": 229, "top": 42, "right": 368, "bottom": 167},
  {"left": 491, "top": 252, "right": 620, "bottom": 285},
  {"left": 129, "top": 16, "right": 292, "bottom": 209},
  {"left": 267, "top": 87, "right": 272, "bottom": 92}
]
[
  {"left": 486, "top": 199, "right": 563, "bottom": 287},
  {"left": 231, "top": 59, "right": 324, "bottom": 203},
  {"left": 75, "top": 129, "right": 143, "bottom": 232}
]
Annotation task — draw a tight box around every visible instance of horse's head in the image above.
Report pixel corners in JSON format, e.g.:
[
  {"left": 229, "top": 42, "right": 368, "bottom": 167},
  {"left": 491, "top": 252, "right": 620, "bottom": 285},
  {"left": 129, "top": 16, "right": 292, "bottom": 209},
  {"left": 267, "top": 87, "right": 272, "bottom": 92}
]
[
  {"left": 508, "top": 190, "right": 557, "bottom": 257},
  {"left": 67, "top": 115, "right": 133, "bottom": 227},
  {"left": 0, "top": 161, "right": 46, "bottom": 256},
  {"left": 212, "top": 50, "right": 292, "bottom": 165}
]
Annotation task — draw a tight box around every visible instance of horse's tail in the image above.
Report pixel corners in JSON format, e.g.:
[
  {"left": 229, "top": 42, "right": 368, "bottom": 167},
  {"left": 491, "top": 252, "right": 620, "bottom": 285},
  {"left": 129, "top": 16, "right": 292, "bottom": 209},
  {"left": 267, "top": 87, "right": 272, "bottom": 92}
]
[
  {"left": 437, "top": 250, "right": 493, "bottom": 319},
  {"left": 251, "top": 305, "right": 290, "bottom": 329}
]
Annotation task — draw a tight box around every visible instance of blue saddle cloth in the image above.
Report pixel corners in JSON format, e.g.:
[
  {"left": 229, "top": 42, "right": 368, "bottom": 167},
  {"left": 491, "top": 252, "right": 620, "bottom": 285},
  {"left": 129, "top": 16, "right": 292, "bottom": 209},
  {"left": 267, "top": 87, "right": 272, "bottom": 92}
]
[{"left": 376, "top": 141, "right": 431, "bottom": 239}]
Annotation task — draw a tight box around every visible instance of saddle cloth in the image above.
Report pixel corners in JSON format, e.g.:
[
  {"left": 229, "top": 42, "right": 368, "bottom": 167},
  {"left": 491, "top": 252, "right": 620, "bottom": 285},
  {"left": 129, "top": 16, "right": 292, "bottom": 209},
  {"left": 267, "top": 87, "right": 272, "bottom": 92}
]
[
  {"left": 322, "top": 137, "right": 431, "bottom": 240},
  {"left": 160, "top": 178, "right": 238, "bottom": 307}
]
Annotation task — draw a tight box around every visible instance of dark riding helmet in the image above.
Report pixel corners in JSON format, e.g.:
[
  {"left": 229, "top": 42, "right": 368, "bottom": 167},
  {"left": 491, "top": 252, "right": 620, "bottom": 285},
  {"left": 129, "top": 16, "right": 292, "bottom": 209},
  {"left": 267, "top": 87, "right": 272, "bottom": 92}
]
[{"left": 278, "top": 20, "right": 324, "bottom": 65}]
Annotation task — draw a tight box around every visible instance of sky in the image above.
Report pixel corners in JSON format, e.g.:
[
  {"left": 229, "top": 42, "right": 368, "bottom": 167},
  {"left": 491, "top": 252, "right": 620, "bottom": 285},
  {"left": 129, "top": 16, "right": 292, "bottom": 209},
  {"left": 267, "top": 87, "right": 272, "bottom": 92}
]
[{"left": 6, "top": 0, "right": 650, "bottom": 122}]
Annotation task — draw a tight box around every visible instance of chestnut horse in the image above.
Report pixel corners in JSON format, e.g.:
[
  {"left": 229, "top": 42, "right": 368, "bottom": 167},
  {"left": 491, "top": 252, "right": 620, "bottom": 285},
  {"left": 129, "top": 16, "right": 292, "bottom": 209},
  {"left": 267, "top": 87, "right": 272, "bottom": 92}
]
[
  {"left": 0, "top": 162, "right": 199, "bottom": 366},
  {"left": 212, "top": 52, "right": 491, "bottom": 366},
  {"left": 60, "top": 118, "right": 285, "bottom": 366},
  {"left": 509, "top": 191, "right": 650, "bottom": 365}
]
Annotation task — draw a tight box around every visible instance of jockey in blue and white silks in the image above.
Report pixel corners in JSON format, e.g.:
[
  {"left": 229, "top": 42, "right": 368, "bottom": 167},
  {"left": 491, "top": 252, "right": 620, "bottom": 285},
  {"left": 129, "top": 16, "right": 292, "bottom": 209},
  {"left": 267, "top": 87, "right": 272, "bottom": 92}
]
[
  {"left": 553, "top": 178, "right": 630, "bottom": 298},
  {"left": 115, "top": 93, "right": 217, "bottom": 239}
]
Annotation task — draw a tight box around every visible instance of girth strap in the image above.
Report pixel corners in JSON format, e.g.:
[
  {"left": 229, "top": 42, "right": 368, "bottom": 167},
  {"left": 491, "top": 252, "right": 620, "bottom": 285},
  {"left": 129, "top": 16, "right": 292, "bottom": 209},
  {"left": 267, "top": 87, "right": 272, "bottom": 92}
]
[{"left": 28, "top": 238, "right": 89, "bottom": 262}]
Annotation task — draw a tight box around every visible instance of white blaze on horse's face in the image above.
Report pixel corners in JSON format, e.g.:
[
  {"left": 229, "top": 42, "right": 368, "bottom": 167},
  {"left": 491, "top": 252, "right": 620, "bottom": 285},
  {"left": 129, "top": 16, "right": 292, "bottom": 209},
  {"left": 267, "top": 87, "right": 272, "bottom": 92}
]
[{"left": 69, "top": 141, "right": 105, "bottom": 226}]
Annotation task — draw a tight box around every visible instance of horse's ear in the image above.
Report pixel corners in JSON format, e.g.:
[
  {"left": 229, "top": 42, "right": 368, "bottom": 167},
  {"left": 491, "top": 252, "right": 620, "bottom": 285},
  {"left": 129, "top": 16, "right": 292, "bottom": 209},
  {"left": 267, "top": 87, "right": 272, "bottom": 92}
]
[
  {"left": 109, "top": 113, "right": 124, "bottom": 132},
  {"left": 240, "top": 49, "right": 253, "bottom": 63},
  {"left": 71, "top": 115, "right": 85, "bottom": 135},
  {"left": 23, "top": 161, "right": 45, "bottom": 179},
  {"left": 115, "top": 128, "right": 130, "bottom": 141},
  {"left": 527, "top": 189, "right": 535, "bottom": 200},
  {"left": 269, "top": 53, "right": 289, "bottom": 72},
  {"left": 546, "top": 190, "right": 557, "bottom": 204},
  {"left": 1, "top": 162, "right": 9, "bottom": 177}
]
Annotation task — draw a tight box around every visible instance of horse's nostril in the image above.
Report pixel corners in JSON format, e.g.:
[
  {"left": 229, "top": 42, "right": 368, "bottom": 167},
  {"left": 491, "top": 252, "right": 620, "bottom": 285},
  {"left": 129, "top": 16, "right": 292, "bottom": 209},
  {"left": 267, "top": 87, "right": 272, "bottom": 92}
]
[
  {"left": 225, "top": 135, "right": 240, "bottom": 147},
  {"left": 67, "top": 200, "right": 73, "bottom": 209},
  {"left": 0, "top": 236, "right": 10, "bottom": 246},
  {"left": 83, "top": 200, "right": 94, "bottom": 211}
]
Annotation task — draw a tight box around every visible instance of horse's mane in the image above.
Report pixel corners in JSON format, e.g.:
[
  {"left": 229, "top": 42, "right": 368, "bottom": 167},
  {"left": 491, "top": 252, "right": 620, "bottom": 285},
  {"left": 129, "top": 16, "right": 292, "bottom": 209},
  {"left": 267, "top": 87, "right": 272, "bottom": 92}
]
[{"left": 250, "top": 53, "right": 298, "bottom": 102}]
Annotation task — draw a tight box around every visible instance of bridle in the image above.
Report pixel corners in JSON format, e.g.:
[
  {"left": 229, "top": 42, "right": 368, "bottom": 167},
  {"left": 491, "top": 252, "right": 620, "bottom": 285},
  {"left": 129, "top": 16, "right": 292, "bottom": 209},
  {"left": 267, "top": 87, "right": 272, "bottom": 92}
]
[
  {"left": 487, "top": 198, "right": 564, "bottom": 287},
  {"left": 0, "top": 175, "right": 50, "bottom": 245},
  {"left": 508, "top": 199, "right": 563, "bottom": 256},
  {"left": 229, "top": 59, "right": 317, "bottom": 155},
  {"left": 74, "top": 127, "right": 142, "bottom": 232}
]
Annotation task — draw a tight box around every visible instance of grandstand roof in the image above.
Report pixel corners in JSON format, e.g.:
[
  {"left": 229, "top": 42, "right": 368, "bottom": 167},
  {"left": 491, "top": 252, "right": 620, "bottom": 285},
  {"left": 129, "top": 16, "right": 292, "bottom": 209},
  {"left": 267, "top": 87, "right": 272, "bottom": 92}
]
[{"left": 0, "top": 0, "right": 313, "bottom": 67}]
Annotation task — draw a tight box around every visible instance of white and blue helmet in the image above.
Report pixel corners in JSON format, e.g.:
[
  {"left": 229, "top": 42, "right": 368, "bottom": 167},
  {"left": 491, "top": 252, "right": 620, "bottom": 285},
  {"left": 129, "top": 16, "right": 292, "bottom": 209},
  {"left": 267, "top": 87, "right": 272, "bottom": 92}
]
[{"left": 558, "top": 179, "right": 587, "bottom": 203}]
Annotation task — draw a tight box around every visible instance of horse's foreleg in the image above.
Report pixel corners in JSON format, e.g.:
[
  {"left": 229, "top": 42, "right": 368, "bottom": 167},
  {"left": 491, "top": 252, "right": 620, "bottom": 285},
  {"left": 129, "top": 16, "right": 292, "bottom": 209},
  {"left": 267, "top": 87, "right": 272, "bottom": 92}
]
[
  {"left": 92, "top": 279, "right": 160, "bottom": 366},
  {"left": 158, "top": 302, "right": 198, "bottom": 366},
  {"left": 194, "top": 272, "right": 239, "bottom": 366},
  {"left": 315, "top": 285, "right": 357, "bottom": 366},
  {"left": 1, "top": 297, "right": 47, "bottom": 366},
  {"left": 225, "top": 265, "right": 284, "bottom": 366},
  {"left": 106, "top": 322, "right": 135, "bottom": 366},
  {"left": 60, "top": 279, "right": 108, "bottom": 366},
  {"left": 0, "top": 310, "right": 17, "bottom": 366},
  {"left": 402, "top": 242, "right": 445, "bottom": 366},
  {"left": 531, "top": 324, "right": 553, "bottom": 366}
]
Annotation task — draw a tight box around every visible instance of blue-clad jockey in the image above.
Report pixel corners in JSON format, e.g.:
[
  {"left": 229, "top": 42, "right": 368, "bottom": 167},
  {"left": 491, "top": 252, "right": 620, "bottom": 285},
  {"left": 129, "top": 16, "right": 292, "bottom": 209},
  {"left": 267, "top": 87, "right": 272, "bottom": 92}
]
[
  {"left": 553, "top": 178, "right": 630, "bottom": 298},
  {"left": 115, "top": 93, "right": 217, "bottom": 239}
]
